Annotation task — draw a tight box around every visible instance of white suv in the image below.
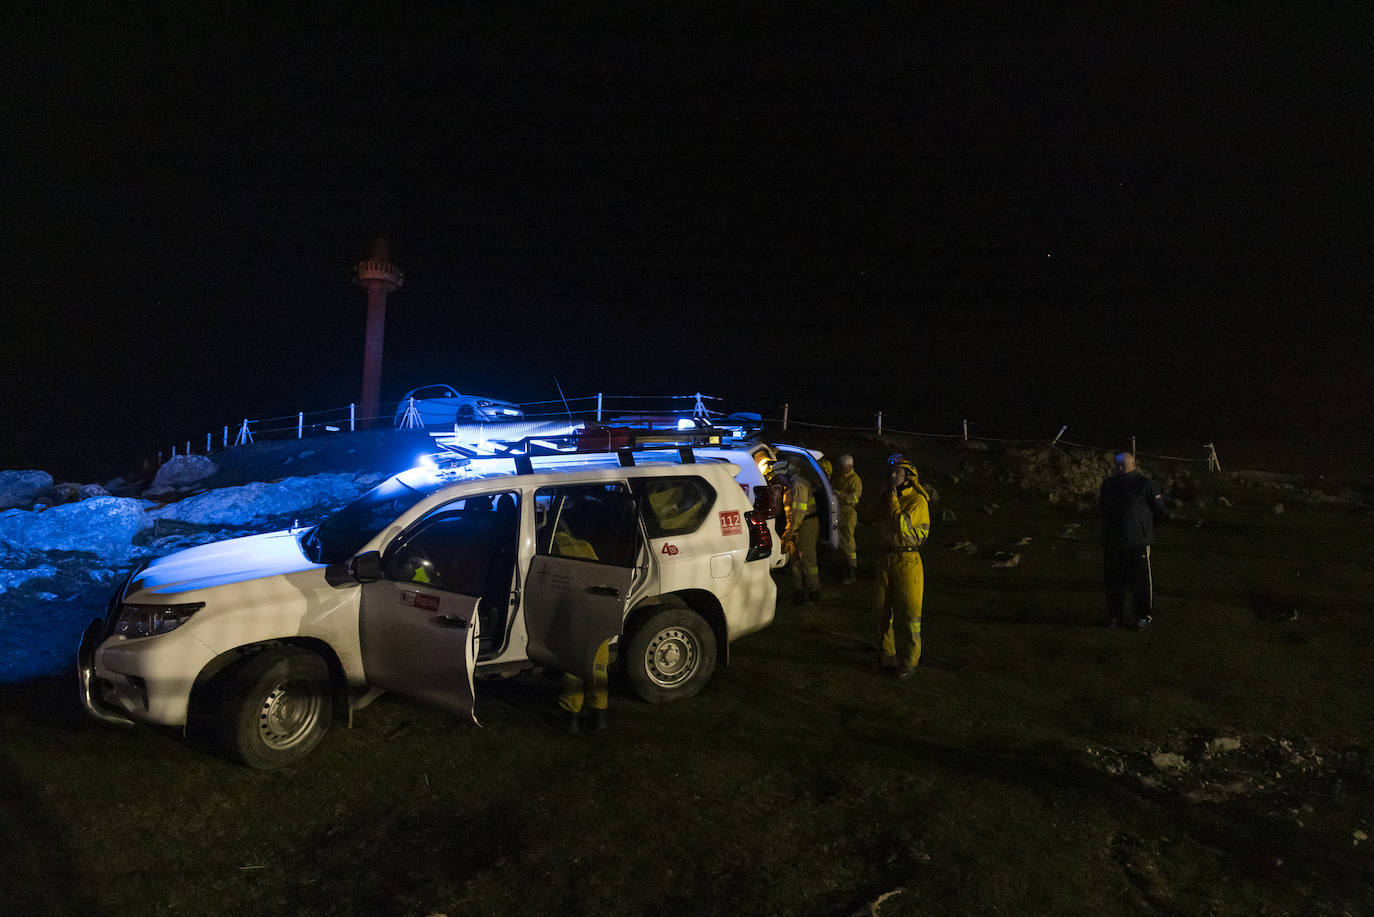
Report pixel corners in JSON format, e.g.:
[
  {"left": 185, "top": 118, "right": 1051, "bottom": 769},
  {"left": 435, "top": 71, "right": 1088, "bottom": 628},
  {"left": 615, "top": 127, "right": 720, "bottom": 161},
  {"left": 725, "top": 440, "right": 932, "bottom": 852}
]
[{"left": 78, "top": 446, "right": 779, "bottom": 768}]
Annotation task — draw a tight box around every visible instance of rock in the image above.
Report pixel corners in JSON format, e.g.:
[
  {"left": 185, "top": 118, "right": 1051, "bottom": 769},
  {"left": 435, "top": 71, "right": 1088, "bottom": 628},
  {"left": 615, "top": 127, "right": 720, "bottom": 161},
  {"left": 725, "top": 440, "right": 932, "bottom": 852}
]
[
  {"left": 1355, "top": 829, "right": 1368, "bottom": 845},
  {"left": 1217, "top": 495, "right": 1233, "bottom": 507},
  {"left": 1151, "top": 752, "right": 1189, "bottom": 771},
  {"left": 1016, "top": 536, "right": 1032, "bottom": 545},
  {"left": 941, "top": 508, "right": 957, "bottom": 522},
  {"left": 983, "top": 504, "right": 998, "bottom": 516},
  {"left": 1059, "top": 523, "right": 1081, "bottom": 539},
  {"left": 148, "top": 454, "right": 219, "bottom": 494},
  {"left": 950, "top": 540, "right": 978, "bottom": 554},
  {"left": 80, "top": 484, "right": 111, "bottom": 499},
  {"left": 0, "top": 470, "right": 53, "bottom": 511},
  {"left": 50, "top": 483, "right": 85, "bottom": 504},
  {"left": 0, "top": 496, "right": 151, "bottom": 556},
  {"left": 1273, "top": 502, "right": 1285, "bottom": 515},
  {"left": 991, "top": 552, "right": 1020, "bottom": 568},
  {"left": 1204, "top": 737, "right": 1241, "bottom": 757}
]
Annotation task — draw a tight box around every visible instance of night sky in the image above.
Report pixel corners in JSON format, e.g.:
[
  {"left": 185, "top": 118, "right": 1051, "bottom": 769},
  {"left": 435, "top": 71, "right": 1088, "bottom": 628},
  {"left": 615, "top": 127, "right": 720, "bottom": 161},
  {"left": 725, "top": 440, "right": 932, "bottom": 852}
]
[{"left": 5, "top": 6, "right": 1371, "bottom": 481}]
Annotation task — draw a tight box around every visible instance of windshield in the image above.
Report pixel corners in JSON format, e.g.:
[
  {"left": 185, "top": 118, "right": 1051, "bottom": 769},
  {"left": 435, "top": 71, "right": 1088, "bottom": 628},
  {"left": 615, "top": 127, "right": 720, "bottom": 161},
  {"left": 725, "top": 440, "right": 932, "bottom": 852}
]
[{"left": 304, "top": 476, "right": 433, "bottom": 564}]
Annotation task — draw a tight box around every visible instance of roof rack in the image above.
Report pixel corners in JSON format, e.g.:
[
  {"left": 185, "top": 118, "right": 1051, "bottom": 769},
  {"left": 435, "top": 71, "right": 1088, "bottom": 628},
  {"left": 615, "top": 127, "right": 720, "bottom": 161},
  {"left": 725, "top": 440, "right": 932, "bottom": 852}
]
[{"left": 418, "top": 426, "right": 754, "bottom": 477}]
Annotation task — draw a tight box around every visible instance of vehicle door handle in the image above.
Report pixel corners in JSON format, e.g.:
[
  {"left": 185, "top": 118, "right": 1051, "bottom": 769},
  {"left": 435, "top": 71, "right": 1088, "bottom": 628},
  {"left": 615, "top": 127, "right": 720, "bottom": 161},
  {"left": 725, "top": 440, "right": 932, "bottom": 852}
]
[
  {"left": 584, "top": 585, "right": 621, "bottom": 598},
  {"left": 434, "top": 614, "right": 469, "bottom": 628}
]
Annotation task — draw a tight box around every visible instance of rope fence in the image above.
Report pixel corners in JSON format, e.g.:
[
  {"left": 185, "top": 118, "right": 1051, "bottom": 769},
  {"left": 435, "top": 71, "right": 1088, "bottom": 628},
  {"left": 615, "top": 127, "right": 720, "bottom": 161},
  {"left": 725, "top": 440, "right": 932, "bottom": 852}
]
[{"left": 154, "top": 392, "right": 1222, "bottom": 473}]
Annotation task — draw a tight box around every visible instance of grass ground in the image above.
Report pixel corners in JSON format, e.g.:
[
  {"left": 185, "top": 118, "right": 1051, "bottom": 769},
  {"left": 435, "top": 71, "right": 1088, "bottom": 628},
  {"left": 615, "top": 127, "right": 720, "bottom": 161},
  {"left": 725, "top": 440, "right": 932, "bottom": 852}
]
[{"left": 2, "top": 432, "right": 1371, "bottom": 916}]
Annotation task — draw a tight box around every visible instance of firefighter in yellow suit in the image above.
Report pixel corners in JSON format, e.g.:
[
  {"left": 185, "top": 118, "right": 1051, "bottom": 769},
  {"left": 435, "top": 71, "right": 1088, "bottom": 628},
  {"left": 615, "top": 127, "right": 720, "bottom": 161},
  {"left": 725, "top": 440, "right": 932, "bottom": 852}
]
[
  {"left": 832, "top": 454, "right": 863, "bottom": 584},
  {"left": 770, "top": 460, "right": 821, "bottom": 605},
  {"left": 875, "top": 455, "right": 931, "bottom": 679}
]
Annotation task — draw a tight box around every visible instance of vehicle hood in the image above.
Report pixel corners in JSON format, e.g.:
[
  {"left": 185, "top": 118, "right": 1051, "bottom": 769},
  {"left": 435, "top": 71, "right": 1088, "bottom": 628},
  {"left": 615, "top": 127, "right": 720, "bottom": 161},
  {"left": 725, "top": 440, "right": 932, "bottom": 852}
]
[{"left": 131, "top": 530, "right": 319, "bottom": 596}]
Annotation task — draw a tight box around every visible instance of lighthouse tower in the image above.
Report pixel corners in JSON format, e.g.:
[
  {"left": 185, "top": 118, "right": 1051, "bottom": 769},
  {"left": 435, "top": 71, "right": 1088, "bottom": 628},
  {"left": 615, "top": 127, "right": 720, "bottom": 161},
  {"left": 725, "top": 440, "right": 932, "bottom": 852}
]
[{"left": 354, "top": 236, "right": 403, "bottom": 428}]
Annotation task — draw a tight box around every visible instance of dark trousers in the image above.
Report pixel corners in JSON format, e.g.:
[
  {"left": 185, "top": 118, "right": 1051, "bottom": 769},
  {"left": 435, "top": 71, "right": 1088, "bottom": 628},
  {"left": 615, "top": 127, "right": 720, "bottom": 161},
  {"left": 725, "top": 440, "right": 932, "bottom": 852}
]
[{"left": 1103, "top": 546, "right": 1153, "bottom": 622}]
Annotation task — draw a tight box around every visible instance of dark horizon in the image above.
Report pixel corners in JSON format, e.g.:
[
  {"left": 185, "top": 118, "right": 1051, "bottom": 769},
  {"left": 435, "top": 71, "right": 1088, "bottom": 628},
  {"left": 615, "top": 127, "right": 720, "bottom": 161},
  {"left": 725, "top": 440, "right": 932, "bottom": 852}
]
[{"left": 5, "top": 6, "right": 1371, "bottom": 481}]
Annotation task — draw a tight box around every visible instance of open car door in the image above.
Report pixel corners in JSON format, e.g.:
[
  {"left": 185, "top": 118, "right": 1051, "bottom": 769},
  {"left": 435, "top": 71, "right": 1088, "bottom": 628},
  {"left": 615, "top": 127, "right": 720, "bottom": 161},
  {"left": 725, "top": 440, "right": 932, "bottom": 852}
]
[
  {"left": 522, "top": 482, "right": 639, "bottom": 682},
  {"left": 776, "top": 445, "right": 840, "bottom": 549},
  {"left": 357, "top": 491, "right": 521, "bottom": 723},
  {"left": 358, "top": 580, "right": 479, "bottom": 722}
]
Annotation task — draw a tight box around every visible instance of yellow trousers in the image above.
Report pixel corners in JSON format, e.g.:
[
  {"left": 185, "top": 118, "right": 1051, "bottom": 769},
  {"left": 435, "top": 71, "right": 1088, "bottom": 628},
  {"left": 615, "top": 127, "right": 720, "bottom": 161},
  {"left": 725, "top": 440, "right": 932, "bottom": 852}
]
[
  {"left": 874, "top": 552, "right": 924, "bottom": 667},
  {"left": 789, "top": 515, "right": 821, "bottom": 592},
  {"left": 558, "top": 640, "right": 610, "bottom": 714}
]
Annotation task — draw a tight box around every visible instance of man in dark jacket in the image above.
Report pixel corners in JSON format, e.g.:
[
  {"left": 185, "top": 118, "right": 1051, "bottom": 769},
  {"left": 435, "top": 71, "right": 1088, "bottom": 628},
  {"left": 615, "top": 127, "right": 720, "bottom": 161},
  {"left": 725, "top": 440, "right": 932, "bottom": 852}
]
[{"left": 1099, "top": 452, "right": 1167, "bottom": 630}]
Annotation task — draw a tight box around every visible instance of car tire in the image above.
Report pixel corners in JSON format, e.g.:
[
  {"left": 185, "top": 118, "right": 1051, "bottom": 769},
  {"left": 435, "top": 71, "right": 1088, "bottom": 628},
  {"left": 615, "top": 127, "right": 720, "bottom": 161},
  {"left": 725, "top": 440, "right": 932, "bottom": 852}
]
[
  {"left": 215, "top": 648, "right": 333, "bottom": 770},
  {"left": 624, "top": 606, "right": 716, "bottom": 704}
]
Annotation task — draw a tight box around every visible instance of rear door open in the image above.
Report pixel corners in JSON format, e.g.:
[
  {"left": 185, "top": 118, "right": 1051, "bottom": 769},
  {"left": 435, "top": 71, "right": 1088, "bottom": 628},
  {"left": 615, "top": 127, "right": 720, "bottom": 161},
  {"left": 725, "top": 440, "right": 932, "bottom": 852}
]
[
  {"left": 522, "top": 482, "right": 639, "bottom": 681},
  {"left": 775, "top": 445, "right": 840, "bottom": 549}
]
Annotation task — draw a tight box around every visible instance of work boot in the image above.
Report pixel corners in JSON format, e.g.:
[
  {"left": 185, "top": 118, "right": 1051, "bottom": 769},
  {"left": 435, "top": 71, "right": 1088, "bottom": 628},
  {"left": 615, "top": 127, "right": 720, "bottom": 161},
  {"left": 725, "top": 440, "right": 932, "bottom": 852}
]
[
  {"left": 1136, "top": 614, "right": 1153, "bottom": 631},
  {"left": 809, "top": 589, "right": 821, "bottom": 604},
  {"left": 841, "top": 567, "right": 856, "bottom": 585},
  {"left": 792, "top": 590, "right": 810, "bottom": 605},
  {"left": 566, "top": 713, "right": 581, "bottom": 735},
  {"left": 585, "top": 708, "right": 608, "bottom": 731},
  {"left": 1106, "top": 617, "right": 1121, "bottom": 629},
  {"left": 878, "top": 654, "right": 898, "bottom": 673},
  {"left": 897, "top": 664, "right": 917, "bottom": 680}
]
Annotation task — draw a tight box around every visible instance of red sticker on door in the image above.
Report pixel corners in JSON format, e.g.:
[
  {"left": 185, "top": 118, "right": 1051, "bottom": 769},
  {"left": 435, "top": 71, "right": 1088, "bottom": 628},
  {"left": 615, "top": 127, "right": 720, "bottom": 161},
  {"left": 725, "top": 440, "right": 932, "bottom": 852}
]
[
  {"left": 401, "top": 591, "right": 441, "bottom": 611},
  {"left": 719, "top": 509, "right": 743, "bottom": 536}
]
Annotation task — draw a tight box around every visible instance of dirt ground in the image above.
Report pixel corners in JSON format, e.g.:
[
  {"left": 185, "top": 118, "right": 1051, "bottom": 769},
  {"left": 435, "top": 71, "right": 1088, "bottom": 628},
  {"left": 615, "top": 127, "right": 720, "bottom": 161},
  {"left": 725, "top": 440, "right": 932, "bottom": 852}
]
[{"left": 2, "top": 429, "right": 1371, "bottom": 916}]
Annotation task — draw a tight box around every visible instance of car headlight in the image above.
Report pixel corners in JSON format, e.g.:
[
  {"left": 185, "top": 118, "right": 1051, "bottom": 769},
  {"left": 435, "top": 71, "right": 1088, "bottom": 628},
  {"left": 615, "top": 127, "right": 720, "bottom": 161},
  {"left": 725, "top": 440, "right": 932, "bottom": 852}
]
[{"left": 114, "top": 603, "right": 205, "bottom": 638}]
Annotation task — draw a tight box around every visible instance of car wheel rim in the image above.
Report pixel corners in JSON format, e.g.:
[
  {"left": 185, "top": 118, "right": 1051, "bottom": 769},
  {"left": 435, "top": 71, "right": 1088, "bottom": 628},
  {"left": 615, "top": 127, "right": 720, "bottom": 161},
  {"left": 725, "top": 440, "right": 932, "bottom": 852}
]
[
  {"left": 644, "top": 627, "right": 698, "bottom": 688},
  {"left": 258, "top": 677, "right": 323, "bottom": 751}
]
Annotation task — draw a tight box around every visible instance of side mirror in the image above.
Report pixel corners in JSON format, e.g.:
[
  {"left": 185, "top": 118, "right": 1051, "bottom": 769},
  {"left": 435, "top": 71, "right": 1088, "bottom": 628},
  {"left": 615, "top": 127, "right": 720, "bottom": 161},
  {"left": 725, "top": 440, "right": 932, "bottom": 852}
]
[{"left": 349, "top": 551, "right": 384, "bottom": 583}]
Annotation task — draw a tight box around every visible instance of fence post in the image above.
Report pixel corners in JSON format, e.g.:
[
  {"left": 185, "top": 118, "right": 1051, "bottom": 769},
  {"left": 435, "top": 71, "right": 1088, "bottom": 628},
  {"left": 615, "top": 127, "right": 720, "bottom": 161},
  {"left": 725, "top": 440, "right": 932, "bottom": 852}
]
[
  {"left": 206, "top": 432, "right": 212, "bottom": 453},
  {"left": 963, "top": 419, "right": 968, "bottom": 441},
  {"left": 1131, "top": 435, "right": 1137, "bottom": 455},
  {"left": 597, "top": 392, "right": 603, "bottom": 422},
  {"left": 1051, "top": 425, "right": 1067, "bottom": 446},
  {"left": 222, "top": 425, "right": 229, "bottom": 448},
  {"left": 1206, "top": 443, "right": 1223, "bottom": 472},
  {"left": 877, "top": 411, "right": 883, "bottom": 436},
  {"left": 185, "top": 440, "right": 191, "bottom": 456},
  {"left": 171, "top": 444, "right": 177, "bottom": 457},
  {"left": 297, "top": 412, "right": 304, "bottom": 439},
  {"left": 235, "top": 419, "right": 253, "bottom": 446},
  {"left": 157, "top": 451, "right": 162, "bottom": 465},
  {"left": 782, "top": 403, "right": 789, "bottom": 431},
  {"left": 349, "top": 403, "right": 356, "bottom": 432}
]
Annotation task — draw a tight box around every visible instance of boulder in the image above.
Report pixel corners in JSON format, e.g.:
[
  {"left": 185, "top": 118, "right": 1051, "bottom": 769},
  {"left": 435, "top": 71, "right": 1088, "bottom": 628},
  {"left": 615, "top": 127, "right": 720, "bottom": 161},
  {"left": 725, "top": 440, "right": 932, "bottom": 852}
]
[
  {"left": 0, "top": 496, "right": 151, "bottom": 556},
  {"left": 147, "top": 454, "right": 219, "bottom": 494},
  {"left": 0, "top": 470, "right": 53, "bottom": 511}
]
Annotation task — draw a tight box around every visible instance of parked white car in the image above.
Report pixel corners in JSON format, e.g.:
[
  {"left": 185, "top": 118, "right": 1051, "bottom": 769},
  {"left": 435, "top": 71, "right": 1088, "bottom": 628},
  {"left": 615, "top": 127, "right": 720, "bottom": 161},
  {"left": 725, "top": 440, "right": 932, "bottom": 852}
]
[
  {"left": 394, "top": 384, "right": 525, "bottom": 427},
  {"left": 79, "top": 445, "right": 780, "bottom": 768}
]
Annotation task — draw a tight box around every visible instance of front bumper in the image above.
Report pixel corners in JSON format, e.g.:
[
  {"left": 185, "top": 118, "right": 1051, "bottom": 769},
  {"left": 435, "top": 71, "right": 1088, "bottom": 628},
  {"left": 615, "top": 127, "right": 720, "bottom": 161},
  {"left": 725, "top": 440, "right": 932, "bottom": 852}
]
[{"left": 77, "top": 619, "right": 135, "bottom": 727}]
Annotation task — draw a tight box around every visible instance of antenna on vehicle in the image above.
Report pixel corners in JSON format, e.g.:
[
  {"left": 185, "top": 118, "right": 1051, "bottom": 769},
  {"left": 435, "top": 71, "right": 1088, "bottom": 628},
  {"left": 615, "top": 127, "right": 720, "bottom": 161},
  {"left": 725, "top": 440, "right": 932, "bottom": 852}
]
[{"left": 552, "top": 374, "right": 576, "bottom": 423}]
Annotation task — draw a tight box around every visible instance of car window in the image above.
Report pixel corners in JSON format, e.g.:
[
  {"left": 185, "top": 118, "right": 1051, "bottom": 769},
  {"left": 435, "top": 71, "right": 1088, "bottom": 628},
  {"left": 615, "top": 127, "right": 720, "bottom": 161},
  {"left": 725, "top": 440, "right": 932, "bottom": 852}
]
[
  {"left": 383, "top": 492, "right": 519, "bottom": 595},
  {"left": 633, "top": 476, "right": 716, "bottom": 538},
  {"left": 309, "top": 476, "right": 434, "bottom": 564},
  {"left": 534, "top": 483, "right": 638, "bottom": 567}
]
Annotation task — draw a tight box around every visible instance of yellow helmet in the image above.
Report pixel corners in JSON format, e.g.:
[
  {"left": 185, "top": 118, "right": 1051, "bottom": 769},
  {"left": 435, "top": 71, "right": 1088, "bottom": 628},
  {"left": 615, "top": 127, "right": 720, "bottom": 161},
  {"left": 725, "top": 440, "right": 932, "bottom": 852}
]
[
  {"left": 888, "top": 453, "right": 919, "bottom": 480},
  {"left": 820, "top": 458, "right": 833, "bottom": 476}
]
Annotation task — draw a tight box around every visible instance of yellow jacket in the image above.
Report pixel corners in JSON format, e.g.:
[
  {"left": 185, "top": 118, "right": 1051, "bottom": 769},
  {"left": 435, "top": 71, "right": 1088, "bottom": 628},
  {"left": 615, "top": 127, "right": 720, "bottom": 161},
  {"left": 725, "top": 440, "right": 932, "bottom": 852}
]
[
  {"left": 783, "top": 476, "right": 814, "bottom": 539},
  {"left": 878, "top": 483, "right": 929, "bottom": 550},
  {"left": 833, "top": 467, "right": 862, "bottom": 508}
]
